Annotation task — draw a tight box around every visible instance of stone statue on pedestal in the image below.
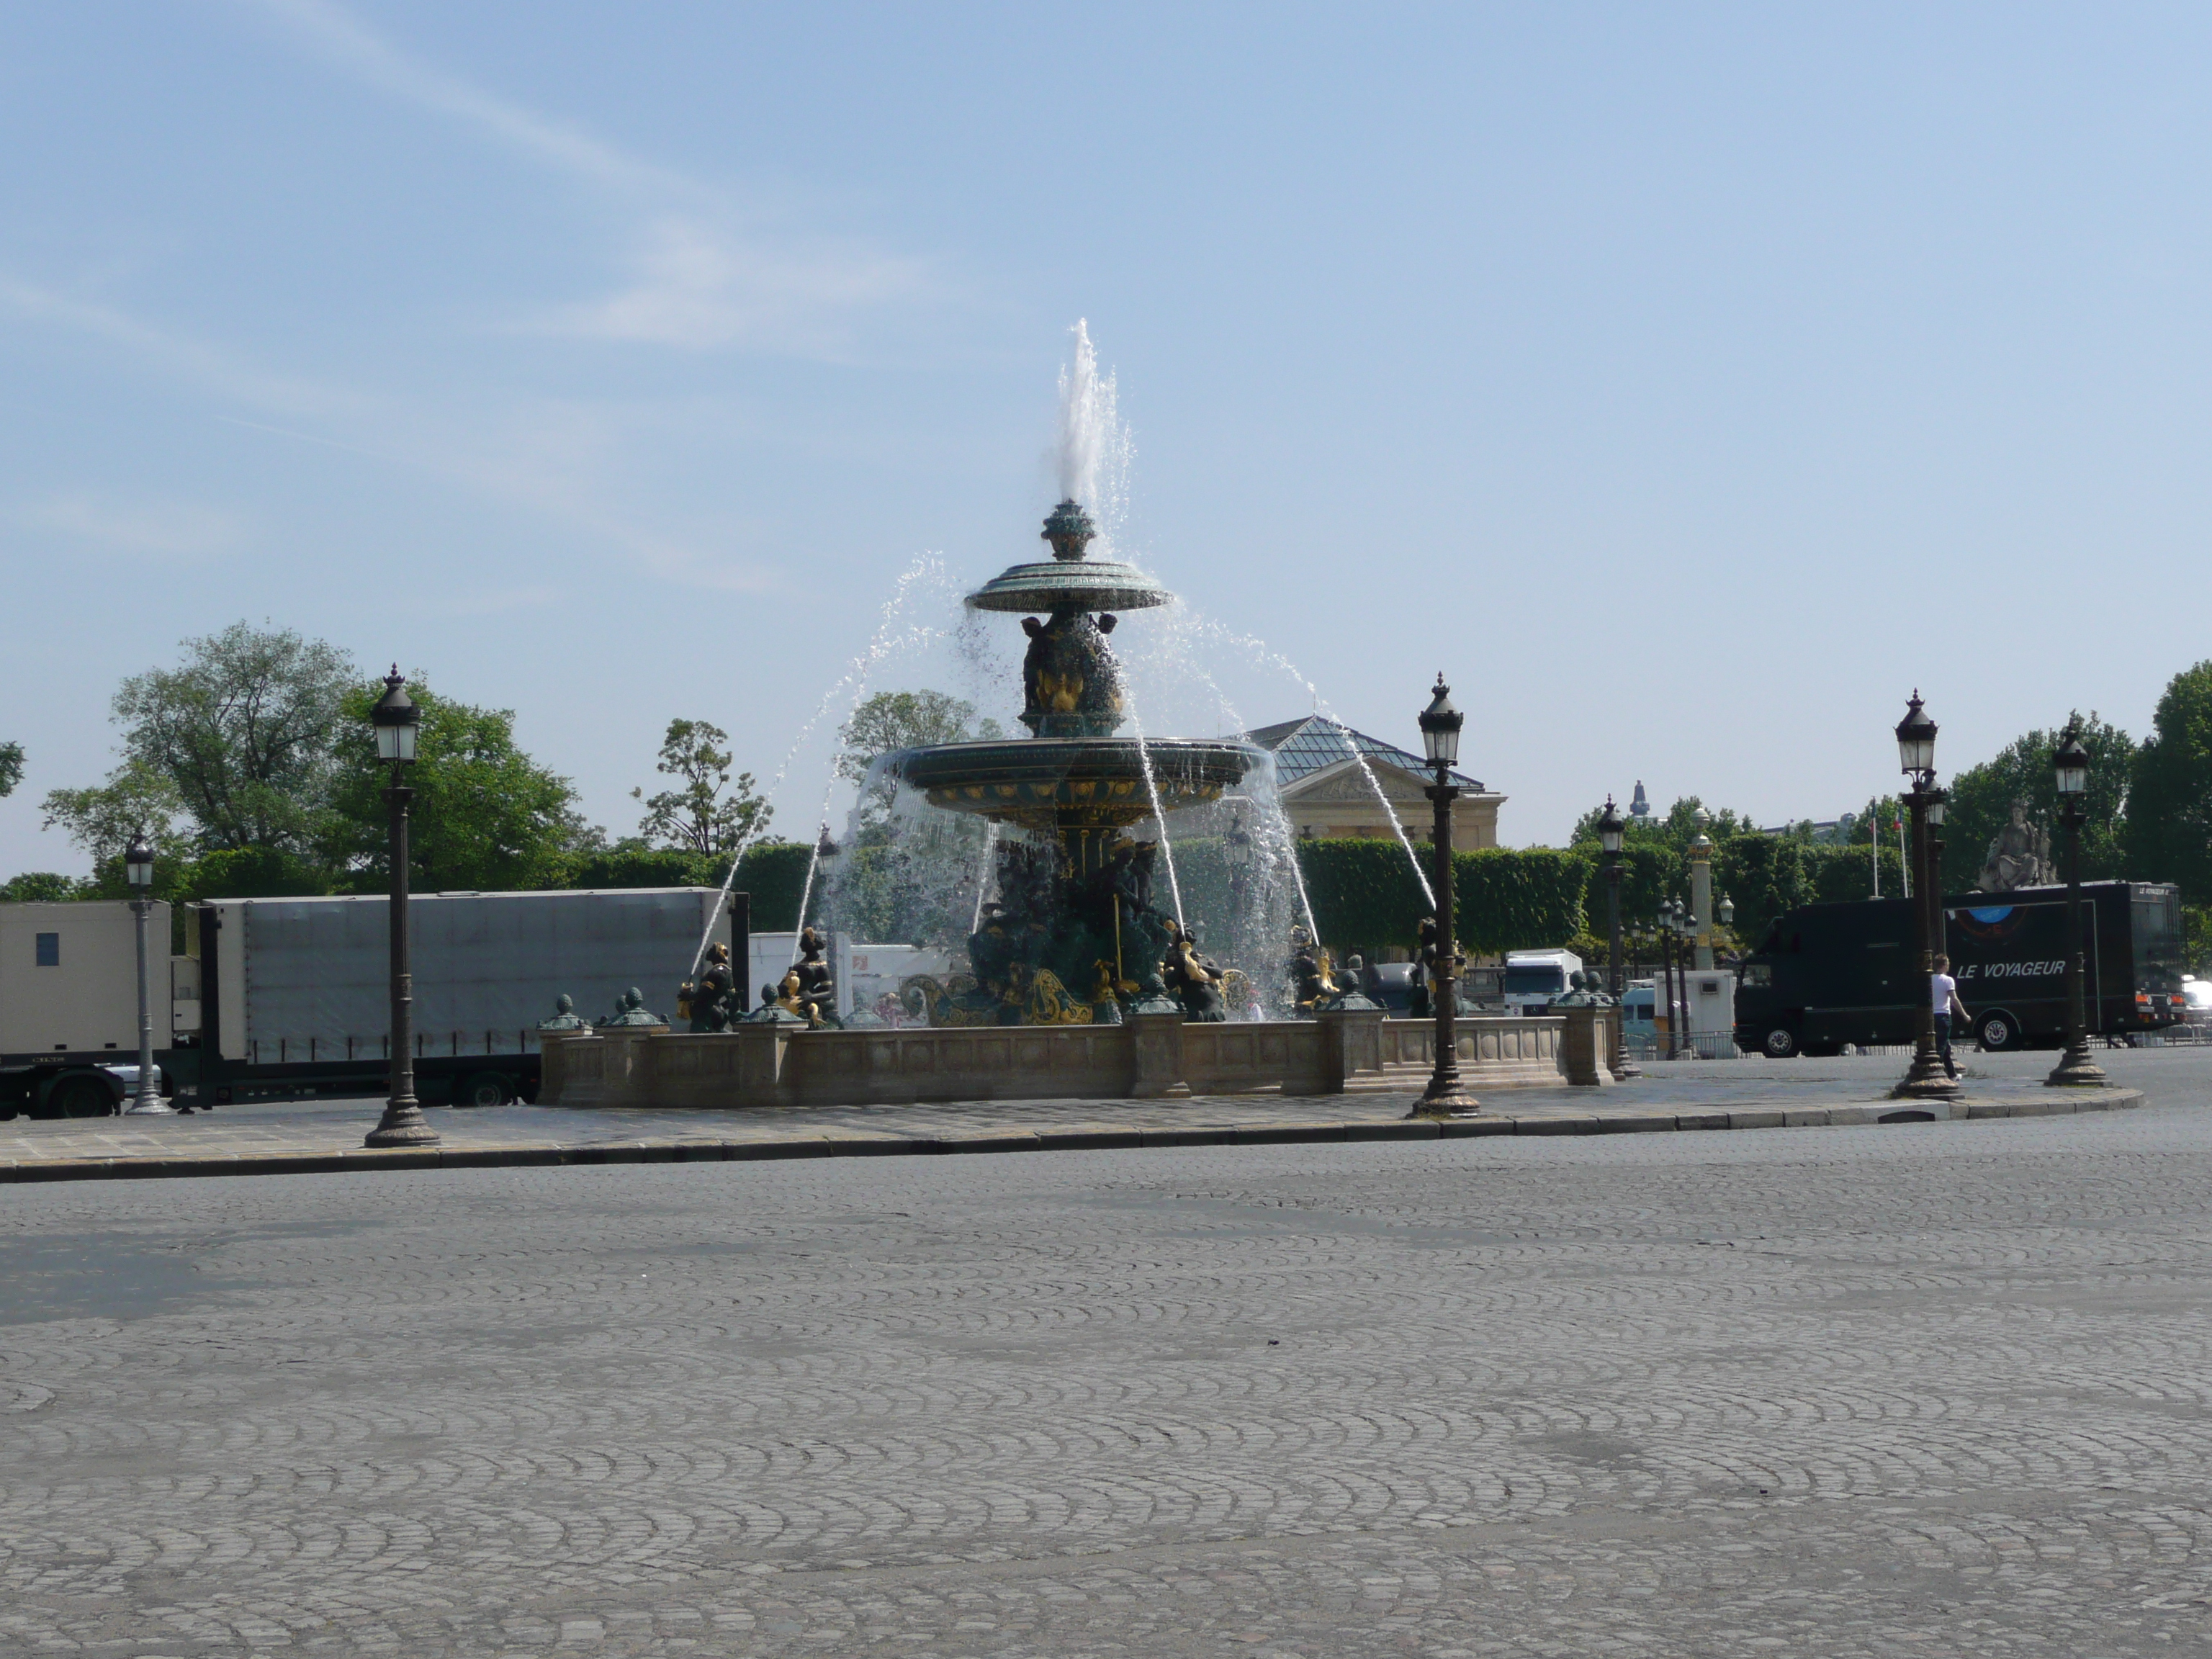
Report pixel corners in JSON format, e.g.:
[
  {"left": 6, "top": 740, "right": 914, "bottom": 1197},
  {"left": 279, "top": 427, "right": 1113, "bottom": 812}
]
[
  {"left": 1977, "top": 800, "right": 2056, "bottom": 892},
  {"left": 596, "top": 987, "right": 666, "bottom": 1028}
]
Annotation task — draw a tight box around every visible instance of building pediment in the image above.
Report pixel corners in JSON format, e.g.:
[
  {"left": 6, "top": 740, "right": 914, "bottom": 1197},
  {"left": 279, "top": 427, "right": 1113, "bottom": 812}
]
[{"left": 1284, "top": 757, "right": 1427, "bottom": 804}]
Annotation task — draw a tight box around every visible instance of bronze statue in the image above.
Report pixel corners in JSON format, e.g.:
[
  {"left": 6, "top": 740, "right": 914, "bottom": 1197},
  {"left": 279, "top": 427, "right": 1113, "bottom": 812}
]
[
  {"left": 1409, "top": 916, "right": 1439, "bottom": 1020},
  {"left": 1162, "top": 921, "right": 1228, "bottom": 1021},
  {"left": 1977, "top": 799, "right": 2056, "bottom": 891},
  {"left": 680, "top": 942, "right": 737, "bottom": 1033},
  {"left": 537, "top": 994, "right": 590, "bottom": 1033},
  {"left": 595, "top": 987, "right": 666, "bottom": 1028},
  {"left": 791, "top": 927, "right": 839, "bottom": 1028},
  {"left": 1288, "top": 926, "right": 1340, "bottom": 1017}
]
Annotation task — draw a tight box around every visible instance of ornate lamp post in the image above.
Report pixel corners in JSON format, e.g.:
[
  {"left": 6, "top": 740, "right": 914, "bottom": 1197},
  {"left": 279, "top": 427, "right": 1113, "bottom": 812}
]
[
  {"left": 1225, "top": 819, "right": 1255, "bottom": 974},
  {"left": 1892, "top": 691, "right": 1959, "bottom": 1099},
  {"left": 1410, "top": 674, "right": 1478, "bottom": 1116},
  {"left": 122, "top": 835, "right": 169, "bottom": 1115},
  {"left": 1596, "top": 798, "right": 1639, "bottom": 1078},
  {"left": 1671, "top": 899, "right": 1699, "bottom": 1058},
  {"left": 365, "top": 668, "right": 439, "bottom": 1148},
  {"left": 2047, "top": 721, "right": 2107, "bottom": 1087}
]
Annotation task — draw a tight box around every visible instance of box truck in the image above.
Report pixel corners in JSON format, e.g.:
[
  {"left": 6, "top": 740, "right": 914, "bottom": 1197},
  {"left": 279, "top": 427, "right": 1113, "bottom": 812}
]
[{"left": 1734, "top": 881, "right": 2185, "bottom": 1058}]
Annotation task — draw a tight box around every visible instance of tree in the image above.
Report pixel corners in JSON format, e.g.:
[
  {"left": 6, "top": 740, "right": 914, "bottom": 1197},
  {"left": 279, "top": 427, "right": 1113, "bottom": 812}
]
[
  {"left": 108, "top": 621, "right": 357, "bottom": 853},
  {"left": 323, "top": 679, "right": 596, "bottom": 892},
  {"left": 0, "top": 740, "right": 21, "bottom": 799},
  {"left": 2127, "top": 663, "right": 2212, "bottom": 902},
  {"left": 1940, "top": 712, "right": 2134, "bottom": 891},
  {"left": 632, "top": 719, "right": 770, "bottom": 853},
  {"left": 0, "top": 872, "right": 81, "bottom": 902},
  {"left": 837, "top": 691, "right": 1003, "bottom": 787},
  {"left": 40, "top": 760, "right": 189, "bottom": 864}
]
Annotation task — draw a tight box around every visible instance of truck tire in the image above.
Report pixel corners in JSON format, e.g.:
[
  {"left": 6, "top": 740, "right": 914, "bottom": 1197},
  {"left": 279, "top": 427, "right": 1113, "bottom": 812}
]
[
  {"left": 1977, "top": 1010, "right": 2022, "bottom": 1052},
  {"left": 1760, "top": 1025, "right": 1800, "bottom": 1058},
  {"left": 461, "top": 1072, "right": 513, "bottom": 1108},
  {"left": 42, "top": 1075, "right": 114, "bottom": 1119}
]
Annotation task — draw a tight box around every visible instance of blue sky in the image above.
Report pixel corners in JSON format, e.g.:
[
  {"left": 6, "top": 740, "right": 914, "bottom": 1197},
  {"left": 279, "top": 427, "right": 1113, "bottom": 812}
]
[{"left": 6, "top": 2, "right": 2212, "bottom": 876}]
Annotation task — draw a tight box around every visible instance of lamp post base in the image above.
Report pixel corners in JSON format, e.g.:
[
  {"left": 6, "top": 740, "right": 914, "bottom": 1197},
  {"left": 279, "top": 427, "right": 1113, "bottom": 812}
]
[
  {"left": 2046, "top": 1041, "right": 2108, "bottom": 1087},
  {"left": 1406, "top": 1079, "right": 1480, "bottom": 1118},
  {"left": 125, "top": 1096, "right": 174, "bottom": 1116},
  {"left": 1891, "top": 1052, "right": 1961, "bottom": 1100},
  {"left": 365, "top": 1101, "right": 441, "bottom": 1148}
]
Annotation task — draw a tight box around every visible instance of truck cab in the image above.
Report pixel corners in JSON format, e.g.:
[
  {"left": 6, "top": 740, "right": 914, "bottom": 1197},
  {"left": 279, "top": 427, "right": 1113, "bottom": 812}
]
[{"left": 1502, "top": 948, "right": 1583, "bottom": 1016}]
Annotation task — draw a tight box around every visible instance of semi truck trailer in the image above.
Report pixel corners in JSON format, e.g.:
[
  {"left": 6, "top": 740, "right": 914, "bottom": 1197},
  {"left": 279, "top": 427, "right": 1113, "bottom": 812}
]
[{"left": 1, "top": 887, "right": 735, "bottom": 1118}]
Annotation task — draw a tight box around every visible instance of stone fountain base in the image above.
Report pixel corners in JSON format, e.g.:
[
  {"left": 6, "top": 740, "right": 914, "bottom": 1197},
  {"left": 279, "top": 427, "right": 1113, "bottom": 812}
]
[{"left": 540, "top": 1010, "right": 1598, "bottom": 1111}]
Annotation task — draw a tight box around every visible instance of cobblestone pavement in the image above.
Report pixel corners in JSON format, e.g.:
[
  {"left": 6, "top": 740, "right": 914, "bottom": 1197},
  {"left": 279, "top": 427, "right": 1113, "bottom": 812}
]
[
  {"left": 5, "top": 1065, "right": 2211, "bottom": 1655},
  {"left": 0, "top": 1046, "right": 2186, "bottom": 1172}
]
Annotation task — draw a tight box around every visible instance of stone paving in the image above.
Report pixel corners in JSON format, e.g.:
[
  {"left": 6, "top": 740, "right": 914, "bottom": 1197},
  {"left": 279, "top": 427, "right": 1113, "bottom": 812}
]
[
  {"left": 2, "top": 1048, "right": 2210, "bottom": 1654},
  {"left": 0, "top": 1048, "right": 2171, "bottom": 1179}
]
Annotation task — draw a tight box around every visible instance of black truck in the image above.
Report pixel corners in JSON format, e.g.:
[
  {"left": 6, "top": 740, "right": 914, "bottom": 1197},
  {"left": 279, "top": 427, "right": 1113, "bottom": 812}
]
[{"left": 1734, "top": 881, "right": 2187, "bottom": 1057}]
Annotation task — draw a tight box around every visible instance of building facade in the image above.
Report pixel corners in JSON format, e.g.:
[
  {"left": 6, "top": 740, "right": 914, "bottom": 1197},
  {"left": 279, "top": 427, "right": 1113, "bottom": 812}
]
[{"left": 1244, "top": 716, "right": 1504, "bottom": 848}]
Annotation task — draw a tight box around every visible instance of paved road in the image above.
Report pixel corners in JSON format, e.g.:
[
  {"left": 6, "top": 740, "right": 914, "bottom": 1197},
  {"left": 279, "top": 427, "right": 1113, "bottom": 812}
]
[
  {"left": 1, "top": 1045, "right": 2185, "bottom": 1172},
  {"left": 4, "top": 1061, "right": 2211, "bottom": 1655}
]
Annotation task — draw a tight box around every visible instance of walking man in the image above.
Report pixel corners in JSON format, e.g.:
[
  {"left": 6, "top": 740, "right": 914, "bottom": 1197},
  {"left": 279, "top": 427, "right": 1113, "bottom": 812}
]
[{"left": 1932, "top": 953, "right": 1969, "bottom": 1079}]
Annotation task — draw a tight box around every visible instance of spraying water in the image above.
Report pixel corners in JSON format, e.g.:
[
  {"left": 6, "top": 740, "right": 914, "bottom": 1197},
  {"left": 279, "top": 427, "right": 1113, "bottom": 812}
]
[
  {"left": 687, "top": 556, "right": 956, "bottom": 979},
  {"left": 1190, "top": 619, "right": 1438, "bottom": 911},
  {"left": 1119, "top": 687, "right": 1186, "bottom": 927}
]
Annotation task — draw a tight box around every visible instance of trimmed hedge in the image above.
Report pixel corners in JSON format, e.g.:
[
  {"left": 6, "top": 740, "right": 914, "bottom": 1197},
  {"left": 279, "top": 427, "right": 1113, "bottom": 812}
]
[{"left": 1292, "top": 838, "right": 1592, "bottom": 958}]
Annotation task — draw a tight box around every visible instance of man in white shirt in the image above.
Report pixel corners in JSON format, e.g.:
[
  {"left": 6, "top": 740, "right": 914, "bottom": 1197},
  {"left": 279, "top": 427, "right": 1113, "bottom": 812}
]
[{"left": 1931, "top": 954, "right": 1969, "bottom": 1079}]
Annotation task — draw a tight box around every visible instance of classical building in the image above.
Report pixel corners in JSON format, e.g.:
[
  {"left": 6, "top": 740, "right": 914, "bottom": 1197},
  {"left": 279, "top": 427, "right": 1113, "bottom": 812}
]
[{"left": 1243, "top": 715, "right": 1503, "bottom": 848}]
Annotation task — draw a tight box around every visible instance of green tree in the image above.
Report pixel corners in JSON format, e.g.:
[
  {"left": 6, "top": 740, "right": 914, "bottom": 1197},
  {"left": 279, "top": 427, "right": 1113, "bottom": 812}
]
[
  {"left": 107, "top": 621, "right": 357, "bottom": 853},
  {"left": 1940, "top": 712, "right": 2134, "bottom": 891},
  {"left": 0, "top": 871, "right": 81, "bottom": 902},
  {"left": 0, "top": 740, "right": 21, "bottom": 799},
  {"left": 632, "top": 718, "right": 770, "bottom": 853},
  {"left": 2128, "top": 663, "right": 2212, "bottom": 901},
  {"left": 40, "top": 760, "right": 189, "bottom": 864},
  {"left": 323, "top": 679, "right": 595, "bottom": 892},
  {"left": 836, "top": 691, "right": 1004, "bottom": 784}
]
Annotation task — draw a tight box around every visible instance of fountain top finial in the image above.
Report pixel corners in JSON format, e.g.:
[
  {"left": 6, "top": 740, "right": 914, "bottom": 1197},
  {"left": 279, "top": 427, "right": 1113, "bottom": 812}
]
[{"left": 1042, "top": 499, "right": 1097, "bottom": 562}]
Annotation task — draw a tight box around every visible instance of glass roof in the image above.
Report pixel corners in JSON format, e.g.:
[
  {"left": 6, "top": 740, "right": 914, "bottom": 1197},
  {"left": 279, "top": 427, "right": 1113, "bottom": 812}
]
[{"left": 1244, "top": 716, "right": 1482, "bottom": 791}]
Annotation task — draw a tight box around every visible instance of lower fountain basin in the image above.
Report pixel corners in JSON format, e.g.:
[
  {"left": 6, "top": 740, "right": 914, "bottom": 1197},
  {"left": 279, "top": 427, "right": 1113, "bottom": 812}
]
[{"left": 894, "top": 737, "right": 1260, "bottom": 830}]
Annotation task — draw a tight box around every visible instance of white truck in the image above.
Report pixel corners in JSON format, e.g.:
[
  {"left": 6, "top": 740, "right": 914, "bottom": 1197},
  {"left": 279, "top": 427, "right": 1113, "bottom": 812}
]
[
  {"left": 1502, "top": 948, "right": 1584, "bottom": 1016},
  {"left": 1, "top": 887, "right": 739, "bottom": 1118}
]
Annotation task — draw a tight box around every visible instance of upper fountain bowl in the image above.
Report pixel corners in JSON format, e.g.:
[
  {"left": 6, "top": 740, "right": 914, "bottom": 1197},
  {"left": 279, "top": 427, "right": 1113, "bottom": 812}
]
[{"left": 966, "top": 500, "right": 1174, "bottom": 614}]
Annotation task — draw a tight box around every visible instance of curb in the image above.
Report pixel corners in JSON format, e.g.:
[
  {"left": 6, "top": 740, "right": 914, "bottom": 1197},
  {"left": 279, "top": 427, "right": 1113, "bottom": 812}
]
[{"left": 0, "top": 1089, "right": 2145, "bottom": 1185}]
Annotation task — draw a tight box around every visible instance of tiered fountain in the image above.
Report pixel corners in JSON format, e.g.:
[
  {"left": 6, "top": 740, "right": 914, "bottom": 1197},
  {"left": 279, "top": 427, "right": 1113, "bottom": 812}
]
[{"left": 891, "top": 499, "right": 1259, "bottom": 1025}]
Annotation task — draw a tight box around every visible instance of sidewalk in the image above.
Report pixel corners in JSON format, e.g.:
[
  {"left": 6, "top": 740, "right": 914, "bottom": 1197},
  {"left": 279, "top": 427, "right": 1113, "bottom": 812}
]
[{"left": 0, "top": 1057, "right": 2152, "bottom": 1184}]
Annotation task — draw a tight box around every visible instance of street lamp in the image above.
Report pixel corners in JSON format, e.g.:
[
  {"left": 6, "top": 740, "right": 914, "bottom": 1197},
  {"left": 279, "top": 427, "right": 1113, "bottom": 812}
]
[
  {"left": 122, "top": 835, "right": 168, "bottom": 1115},
  {"left": 1596, "top": 797, "right": 1639, "bottom": 1078},
  {"left": 2048, "top": 721, "right": 2107, "bottom": 1087},
  {"left": 1671, "top": 899, "right": 1699, "bottom": 1059},
  {"left": 1409, "top": 673, "right": 1477, "bottom": 1116},
  {"left": 1892, "top": 691, "right": 1959, "bottom": 1098},
  {"left": 365, "top": 667, "right": 439, "bottom": 1148}
]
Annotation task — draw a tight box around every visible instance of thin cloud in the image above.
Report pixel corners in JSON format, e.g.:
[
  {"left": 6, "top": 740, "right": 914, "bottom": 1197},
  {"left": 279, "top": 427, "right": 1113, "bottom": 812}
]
[
  {"left": 532, "top": 217, "right": 934, "bottom": 354},
  {"left": 0, "top": 279, "right": 351, "bottom": 417},
  {"left": 243, "top": 0, "right": 680, "bottom": 196},
  {"left": 23, "top": 493, "right": 250, "bottom": 558},
  {"left": 242, "top": 0, "right": 939, "bottom": 355}
]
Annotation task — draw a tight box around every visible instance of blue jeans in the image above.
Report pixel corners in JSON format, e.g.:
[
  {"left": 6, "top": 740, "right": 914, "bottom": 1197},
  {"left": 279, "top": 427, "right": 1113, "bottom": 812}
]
[{"left": 1934, "top": 1011, "right": 1956, "bottom": 1075}]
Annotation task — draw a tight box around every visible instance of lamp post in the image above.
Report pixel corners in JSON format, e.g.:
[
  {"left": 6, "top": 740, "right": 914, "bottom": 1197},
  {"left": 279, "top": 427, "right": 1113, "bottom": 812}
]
[
  {"left": 1409, "top": 674, "right": 1477, "bottom": 1116},
  {"left": 1225, "top": 819, "right": 1255, "bottom": 974},
  {"left": 1673, "top": 899, "right": 1701, "bottom": 1058},
  {"left": 1596, "top": 797, "right": 1639, "bottom": 1078},
  {"left": 2047, "top": 721, "right": 2107, "bottom": 1087},
  {"left": 364, "top": 667, "right": 439, "bottom": 1148},
  {"left": 1892, "top": 691, "right": 1959, "bottom": 1099},
  {"left": 122, "top": 835, "right": 168, "bottom": 1115},
  {"left": 1656, "top": 900, "right": 1679, "bottom": 1059}
]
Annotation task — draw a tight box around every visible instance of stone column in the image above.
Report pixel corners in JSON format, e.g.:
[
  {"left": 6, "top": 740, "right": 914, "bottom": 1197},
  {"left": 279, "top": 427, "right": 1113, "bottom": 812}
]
[
  {"left": 1559, "top": 1005, "right": 1615, "bottom": 1087},
  {"left": 1127, "top": 1010, "right": 1190, "bottom": 1098},
  {"left": 1318, "top": 1004, "right": 1385, "bottom": 1091},
  {"left": 1690, "top": 829, "right": 1715, "bottom": 971}
]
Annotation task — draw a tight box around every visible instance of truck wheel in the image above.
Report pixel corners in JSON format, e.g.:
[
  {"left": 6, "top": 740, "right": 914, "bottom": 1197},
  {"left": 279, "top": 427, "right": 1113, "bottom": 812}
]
[
  {"left": 47, "top": 1076, "right": 114, "bottom": 1118},
  {"left": 462, "top": 1072, "right": 513, "bottom": 1108},
  {"left": 1977, "top": 1011, "right": 2022, "bottom": 1052},
  {"left": 1761, "top": 1025, "right": 1800, "bottom": 1058}
]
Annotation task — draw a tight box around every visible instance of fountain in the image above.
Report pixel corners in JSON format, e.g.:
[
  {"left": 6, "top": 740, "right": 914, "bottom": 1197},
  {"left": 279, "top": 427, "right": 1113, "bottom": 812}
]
[
  {"left": 539, "top": 325, "right": 1592, "bottom": 1111},
  {"left": 889, "top": 498, "right": 1259, "bottom": 1025}
]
